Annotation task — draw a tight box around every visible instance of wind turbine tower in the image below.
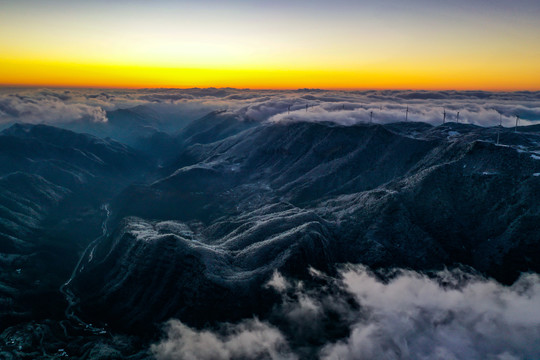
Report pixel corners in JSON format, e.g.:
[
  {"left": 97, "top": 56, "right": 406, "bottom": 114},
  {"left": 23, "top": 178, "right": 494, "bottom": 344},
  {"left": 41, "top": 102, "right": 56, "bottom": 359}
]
[
  {"left": 456, "top": 111, "right": 460, "bottom": 123},
  {"left": 497, "top": 112, "right": 502, "bottom": 145},
  {"left": 515, "top": 115, "right": 520, "bottom": 132},
  {"left": 443, "top": 108, "right": 446, "bottom": 124},
  {"left": 405, "top": 106, "right": 409, "bottom": 122},
  {"left": 370, "top": 111, "right": 373, "bottom": 124}
]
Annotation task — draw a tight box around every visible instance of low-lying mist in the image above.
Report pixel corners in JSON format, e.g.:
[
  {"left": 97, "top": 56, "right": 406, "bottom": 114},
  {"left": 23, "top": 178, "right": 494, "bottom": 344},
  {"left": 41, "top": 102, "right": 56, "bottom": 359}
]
[
  {"left": 153, "top": 266, "right": 540, "bottom": 360},
  {"left": 1, "top": 88, "right": 539, "bottom": 132}
]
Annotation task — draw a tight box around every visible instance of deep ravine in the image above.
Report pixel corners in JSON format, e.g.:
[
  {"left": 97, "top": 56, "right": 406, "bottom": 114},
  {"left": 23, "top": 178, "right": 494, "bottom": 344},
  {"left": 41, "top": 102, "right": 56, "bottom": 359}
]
[{"left": 59, "top": 204, "right": 111, "bottom": 335}]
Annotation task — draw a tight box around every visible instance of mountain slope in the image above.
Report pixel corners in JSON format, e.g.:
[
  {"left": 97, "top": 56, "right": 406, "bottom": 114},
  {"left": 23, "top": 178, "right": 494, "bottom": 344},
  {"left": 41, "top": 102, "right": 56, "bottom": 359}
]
[
  {"left": 66, "top": 120, "right": 540, "bottom": 334},
  {"left": 0, "top": 123, "right": 150, "bottom": 330}
]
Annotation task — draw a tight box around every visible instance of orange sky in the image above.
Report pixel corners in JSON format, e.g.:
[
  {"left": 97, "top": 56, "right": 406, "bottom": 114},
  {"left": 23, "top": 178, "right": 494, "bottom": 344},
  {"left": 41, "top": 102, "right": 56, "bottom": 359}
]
[{"left": 1, "top": 1, "right": 539, "bottom": 90}]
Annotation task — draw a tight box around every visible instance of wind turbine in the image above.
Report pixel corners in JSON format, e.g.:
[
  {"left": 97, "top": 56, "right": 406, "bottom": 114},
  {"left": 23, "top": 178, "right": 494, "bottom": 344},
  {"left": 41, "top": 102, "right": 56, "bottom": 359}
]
[
  {"left": 496, "top": 111, "right": 502, "bottom": 145},
  {"left": 515, "top": 115, "right": 520, "bottom": 132},
  {"left": 370, "top": 111, "right": 373, "bottom": 124},
  {"left": 443, "top": 108, "right": 446, "bottom": 124},
  {"left": 456, "top": 111, "right": 460, "bottom": 123},
  {"left": 405, "top": 106, "right": 409, "bottom": 122}
]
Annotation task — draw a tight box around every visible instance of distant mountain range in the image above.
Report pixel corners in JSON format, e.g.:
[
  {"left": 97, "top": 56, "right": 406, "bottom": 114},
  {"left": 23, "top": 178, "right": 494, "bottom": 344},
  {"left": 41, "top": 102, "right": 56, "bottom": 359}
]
[{"left": 0, "top": 110, "right": 539, "bottom": 359}]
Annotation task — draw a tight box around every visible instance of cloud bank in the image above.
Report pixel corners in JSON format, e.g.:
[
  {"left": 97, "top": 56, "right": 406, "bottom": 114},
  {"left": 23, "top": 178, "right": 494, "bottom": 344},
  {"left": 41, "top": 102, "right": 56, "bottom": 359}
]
[
  {"left": 0, "top": 90, "right": 108, "bottom": 124},
  {"left": 1, "top": 88, "right": 539, "bottom": 129},
  {"left": 321, "top": 267, "right": 540, "bottom": 360},
  {"left": 151, "top": 319, "right": 296, "bottom": 360},
  {"left": 152, "top": 266, "right": 540, "bottom": 360}
]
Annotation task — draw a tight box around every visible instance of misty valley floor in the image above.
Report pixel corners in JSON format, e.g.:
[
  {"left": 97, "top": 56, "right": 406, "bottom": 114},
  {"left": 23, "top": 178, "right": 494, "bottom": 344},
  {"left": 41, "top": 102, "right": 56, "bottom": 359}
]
[{"left": 0, "top": 107, "right": 540, "bottom": 359}]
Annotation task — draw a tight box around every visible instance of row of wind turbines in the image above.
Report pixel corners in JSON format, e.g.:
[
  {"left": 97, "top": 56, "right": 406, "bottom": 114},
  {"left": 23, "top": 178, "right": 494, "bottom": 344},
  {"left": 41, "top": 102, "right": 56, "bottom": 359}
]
[
  {"left": 442, "top": 108, "right": 520, "bottom": 128},
  {"left": 287, "top": 103, "right": 522, "bottom": 135}
]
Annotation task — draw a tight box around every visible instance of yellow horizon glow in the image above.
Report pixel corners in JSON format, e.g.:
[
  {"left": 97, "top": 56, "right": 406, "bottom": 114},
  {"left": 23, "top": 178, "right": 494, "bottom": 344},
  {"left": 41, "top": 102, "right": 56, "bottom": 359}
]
[
  {"left": 1, "top": 1, "right": 539, "bottom": 91},
  {"left": 1, "top": 58, "right": 539, "bottom": 91}
]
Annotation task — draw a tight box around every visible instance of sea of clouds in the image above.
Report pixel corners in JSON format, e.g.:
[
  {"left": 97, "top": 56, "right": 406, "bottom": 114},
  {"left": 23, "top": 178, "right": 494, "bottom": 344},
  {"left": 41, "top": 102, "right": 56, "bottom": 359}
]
[
  {"left": 152, "top": 266, "right": 540, "bottom": 360},
  {"left": 1, "top": 87, "right": 540, "bottom": 129}
]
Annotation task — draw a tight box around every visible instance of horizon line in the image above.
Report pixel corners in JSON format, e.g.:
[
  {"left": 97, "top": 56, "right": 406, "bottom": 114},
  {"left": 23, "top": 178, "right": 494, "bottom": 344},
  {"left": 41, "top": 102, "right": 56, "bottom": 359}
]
[{"left": 2, "top": 84, "right": 539, "bottom": 93}]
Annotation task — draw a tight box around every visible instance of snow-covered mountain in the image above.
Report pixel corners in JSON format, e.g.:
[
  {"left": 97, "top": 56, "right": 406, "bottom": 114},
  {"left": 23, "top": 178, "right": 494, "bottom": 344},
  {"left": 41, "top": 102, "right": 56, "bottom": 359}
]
[{"left": 1, "top": 113, "right": 539, "bottom": 359}]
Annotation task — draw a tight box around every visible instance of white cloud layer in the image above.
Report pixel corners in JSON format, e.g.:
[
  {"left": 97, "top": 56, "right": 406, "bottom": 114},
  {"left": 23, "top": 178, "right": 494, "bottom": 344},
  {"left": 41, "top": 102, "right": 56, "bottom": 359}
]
[
  {"left": 321, "top": 267, "right": 540, "bottom": 360},
  {"left": 151, "top": 319, "right": 297, "bottom": 360},
  {"left": 0, "top": 91, "right": 108, "bottom": 124},
  {"left": 151, "top": 266, "right": 540, "bottom": 360},
  {"left": 1, "top": 88, "right": 539, "bottom": 128}
]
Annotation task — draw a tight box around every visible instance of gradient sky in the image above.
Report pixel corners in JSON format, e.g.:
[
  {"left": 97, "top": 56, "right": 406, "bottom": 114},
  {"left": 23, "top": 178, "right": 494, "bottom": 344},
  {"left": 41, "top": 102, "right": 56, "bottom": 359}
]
[{"left": 1, "top": 0, "right": 539, "bottom": 90}]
